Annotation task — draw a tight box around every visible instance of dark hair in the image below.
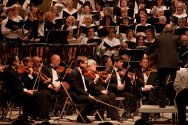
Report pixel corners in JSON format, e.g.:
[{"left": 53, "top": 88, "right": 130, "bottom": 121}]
[
  {"left": 101, "top": 15, "right": 116, "bottom": 26},
  {"left": 36, "top": 10, "right": 44, "bottom": 16},
  {"left": 75, "top": 56, "right": 88, "bottom": 67},
  {"left": 101, "top": 56, "right": 111, "bottom": 65},
  {"left": 7, "top": 54, "right": 17, "bottom": 66},
  {"left": 113, "top": 56, "right": 122, "bottom": 63}
]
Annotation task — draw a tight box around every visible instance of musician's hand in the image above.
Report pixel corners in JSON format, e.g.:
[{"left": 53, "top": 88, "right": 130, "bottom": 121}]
[
  {"left": 89, "top": 95, "right": 94, "bottom": 99},
  {"left": 44, "top": 78, "right": 51, "bottom": 84},
  {"left": 142, "top": 87, "right": 152, "bottom": 91},
  {"left": 94, "top": 74, "right": 99, "bottom": 83},
  {"left": 117, "top": 84, "right": 125, "bottom": 90},
  {"left": 25, "top": 90, "right": 35, "bottom": 95},
  {"left": 106, "top": 74, "right": 111, "bottom": 81},
  {"left": 101, "top": 90, "right": 108, "bottom": 95}
]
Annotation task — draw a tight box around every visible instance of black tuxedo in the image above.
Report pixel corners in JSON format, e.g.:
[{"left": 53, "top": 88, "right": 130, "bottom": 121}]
[
  {"left": 2, "top": 66, "right": 50, "bottom": 119},
  {"left": 29, "top": 20, "right": 54, "bottom": 41},
  {"left": 107, "top": 67, "right": 138, "bottom": 114},
  {"left": 68, "top": 67, "right": 97, "bottom": 122},
  {"left": 85, "top": 75, "right": 120, "bottom": 120},
  {"left": 68, "top": 67, "right": 90, "bottom": 102},
  {"left": 40, "top": 65, "right": 67, "bottom": 113}
]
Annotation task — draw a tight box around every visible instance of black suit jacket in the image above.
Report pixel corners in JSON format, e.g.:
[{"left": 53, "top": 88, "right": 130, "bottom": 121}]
[
  {"left": 68, "top": 67, "right": 90, "bottom": 97},
  {"left": 29, "top": 20, "right": 54, "bottom": 40},
  {"left": 39, "top": 65, "right": 54, "bottom": 90},
  {"left": 3, "top": 66, "right": 25, "bottom": 94}
]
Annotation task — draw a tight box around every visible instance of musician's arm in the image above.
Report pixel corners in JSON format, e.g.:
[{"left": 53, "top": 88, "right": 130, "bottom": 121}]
[{"left": 69, "top": 71, "right": 89, "bottom": 96}]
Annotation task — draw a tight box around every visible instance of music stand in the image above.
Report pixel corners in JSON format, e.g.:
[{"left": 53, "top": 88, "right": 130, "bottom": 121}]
[
  {"left": 119, "top": 49, "right": 147, "bottom": 61},
  {"left": 46, "top": 30, "right": 69, "bottom": 44}
]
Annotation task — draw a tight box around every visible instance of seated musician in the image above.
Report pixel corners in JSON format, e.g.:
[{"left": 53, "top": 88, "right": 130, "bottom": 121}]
[
  {"left": 67, "top": 56, "right": 99, "bottom": 123},
  {"left": 40, "top": 54, "right": 67, "bottom": 115},
  {"left": 101, "top": 56, "right": 113, "bottom": 71},
  {"left": 2, "top": 54, "right": 50, "bottom": 121},
  {"left": 85, "top": 59, "right": 121, "bottom": 121},
  {"left": 107, "top": 56, "right": 137, "bottom": 119},
  {"left": 135, "top": 58, "right": 157, "bottom": 105},
  {"left": 20, "top": 57, "right": 36, "bottom": 90}
]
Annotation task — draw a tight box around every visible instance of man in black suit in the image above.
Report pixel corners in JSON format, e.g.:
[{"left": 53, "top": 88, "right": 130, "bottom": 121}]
[
  {"left": 155, "top": 24, "right": 180, "bottom": 107},
  {"left": 40, "top": 54, "right": 67, "bottom": 115},
  {"left": 29, "top": 10, "right": 54, "bottom": 42},
  {"left": 2, "top": 54, "right": 50, "bottom": 122},
  {"left": 107, "top": 57, "right": 138, "bottom": 119},
  {"left": 68, "top": 56, "right": 97, "bottom": 123}
]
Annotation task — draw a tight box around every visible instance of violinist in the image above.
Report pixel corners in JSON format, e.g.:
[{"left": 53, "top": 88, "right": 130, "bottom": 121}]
[
  {"left": 40, "top": 54, "right": 67, "bottom": 116},
  {"left": 101, "top": 56, "right": 113, "bottom": 71},
  {"left": 84, "top": 59, "right": 121, "bottom": 122},
  {"left": 135, "top": 58, "right": 157, "bottom": 105},
  {"left": 107, "top": 56, "right": 138, "bottom": 119},
  {"left": 135, "top": 58, "right": 159, "bottom": 119},
  {"left": 32, "top": 56, "right": 51, "bottom": 86},
  {"left": 19, "top": 57, "right": 36, "bottom": 90},
  {"left": 2, "top": 54, "right": 50, "bottom": 121},
  {"left": 68, "top": 56, "right": 97, "bottom": 123}
]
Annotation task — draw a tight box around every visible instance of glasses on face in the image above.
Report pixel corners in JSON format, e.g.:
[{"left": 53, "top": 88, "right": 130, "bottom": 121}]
[{"left": 37, "top": 60, "right": 42, "bottom": 63}]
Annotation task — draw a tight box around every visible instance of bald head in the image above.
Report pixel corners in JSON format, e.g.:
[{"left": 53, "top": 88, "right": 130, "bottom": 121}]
[
  {"left": 164, "top": 24, "right": 174, "bottom": 33},
  {"left": 51, "top": 54, "right": 61, "bottom": 67}
]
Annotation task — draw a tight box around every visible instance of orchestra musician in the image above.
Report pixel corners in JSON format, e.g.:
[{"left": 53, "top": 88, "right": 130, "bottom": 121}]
[
  {"left": 84, "top": 59, "right": 121, "bottom": 122},
  {"left": 19, "top": 57, "right": 36, "bottom": 90},
  {"left": 107, "top": 56, "right": 137, "bottom": 119},
  {"left": 2, "top": 54, "right": 50, "bottom": 121},
  {"left": 40, "top": 54, "right": 67, "bottom": 115},
  {"left": 135, "top": 58, "right": 159, "bottom": 120},
  {"left": 67, "top": 56, "right": 98, "bottom": 123}
]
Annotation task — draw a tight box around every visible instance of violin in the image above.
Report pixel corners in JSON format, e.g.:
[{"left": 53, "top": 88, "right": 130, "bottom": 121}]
[
  {"left": 17, "top": 66, "right": 31, "bottom": 74},
  {"left": 83, "top": 68, "right": 109, "bottom": 83},
  {"left": 56, "top": 66, "right": 65, "bottom": 74},
  {"left": 33, "top": 67, "right": 49, "bottom": 81}
]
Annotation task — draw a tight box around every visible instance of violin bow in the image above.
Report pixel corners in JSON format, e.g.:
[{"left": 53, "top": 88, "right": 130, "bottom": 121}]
[
  {"left": 105, "top": 63, "right": 115, "bottom": 90},
  {"left": 90, "top": 96, "right": 125, "bottom": 112},
  {"left": 61, "top": 61, "right": 73, "bottom": 81},
  {"left": 32, "top": 62, "right": 44, "bottom": 90}
]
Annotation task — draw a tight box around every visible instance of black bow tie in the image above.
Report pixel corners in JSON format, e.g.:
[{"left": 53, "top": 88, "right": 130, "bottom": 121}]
[{"left": 51, "top": 66, "right": 57, "bottom": 70}]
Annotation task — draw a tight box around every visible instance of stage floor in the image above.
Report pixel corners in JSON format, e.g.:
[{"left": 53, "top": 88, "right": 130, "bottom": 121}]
[{"left": 0, "top": 110, "right": 174, "bottom": 125}]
